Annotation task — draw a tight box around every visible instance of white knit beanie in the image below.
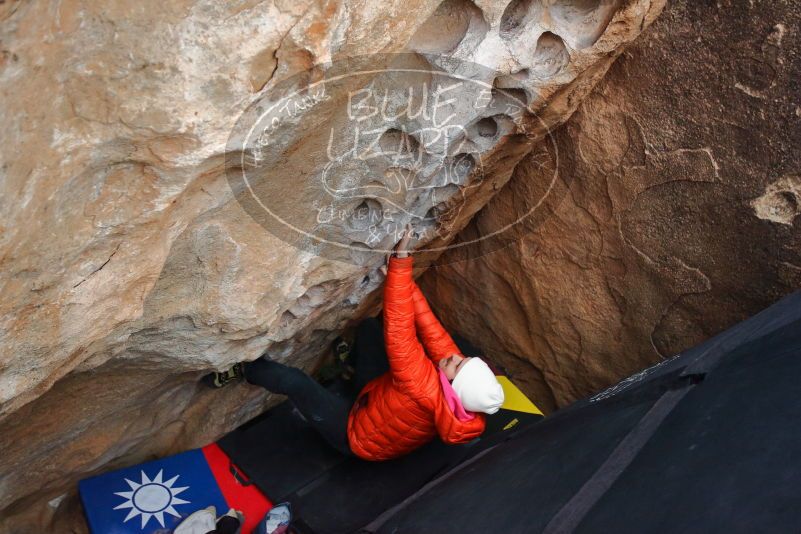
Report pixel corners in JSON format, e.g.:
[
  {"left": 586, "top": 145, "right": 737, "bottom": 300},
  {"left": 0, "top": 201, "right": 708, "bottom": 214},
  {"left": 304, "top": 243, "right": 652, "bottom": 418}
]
[{"left": 451, "top": 358, "right": 505, "bottom": 414}]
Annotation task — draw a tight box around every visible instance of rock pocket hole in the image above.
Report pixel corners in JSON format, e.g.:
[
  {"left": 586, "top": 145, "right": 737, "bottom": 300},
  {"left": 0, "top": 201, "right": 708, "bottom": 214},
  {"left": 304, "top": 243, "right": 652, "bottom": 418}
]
[
  {"left": 425, "top": 205, "right": 444, "bottom": 222},
  {"left": 491, "top": 82, "right": 531, "bottom": 110},
  {"left": 433, "top": 183, "right": 461, "bottom": 202},
  {"left": 511, "top": 68, "right": 530, "bottom": 81},
  {"left": 348, "top": 198, "right": 384, "bottom": 231},
  {"left": 379, "top": 128, "right": 422, "bottom": 160},
  {"left": 409, "top": 0, "right": 488, "bottom": 54},
  {"left": 475, "top": 117, "right": 499, "bottom": 138},
  {"left": 500, "top": 0, "right": 545, "bottom": 38},
  {"left": 531, "top": 32, "right": 569, "bottom": 78},
  {"left": 280, "top": 310, "right": 297, "bottom": 326}
]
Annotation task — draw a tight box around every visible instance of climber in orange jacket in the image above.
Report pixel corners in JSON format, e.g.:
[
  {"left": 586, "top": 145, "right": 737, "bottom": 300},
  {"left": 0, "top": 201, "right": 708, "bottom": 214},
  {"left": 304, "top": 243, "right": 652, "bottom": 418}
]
[{"left": 237, "top": 225, "right": 505, "bottom": 461}]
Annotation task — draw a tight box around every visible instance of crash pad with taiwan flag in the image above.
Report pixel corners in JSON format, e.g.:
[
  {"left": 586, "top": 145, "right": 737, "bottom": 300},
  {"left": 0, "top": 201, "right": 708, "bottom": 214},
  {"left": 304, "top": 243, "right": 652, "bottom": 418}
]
[{"left": 78, "top": 444, "right": 271, "bottom": 534}]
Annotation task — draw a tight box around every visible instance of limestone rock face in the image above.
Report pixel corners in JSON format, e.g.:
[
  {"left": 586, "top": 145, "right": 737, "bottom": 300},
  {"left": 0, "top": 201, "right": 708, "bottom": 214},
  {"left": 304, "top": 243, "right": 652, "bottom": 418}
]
[
  {"left": 0, "top": 0, "right": 663, "bottom": 530},
  {"left": 421, "top": 0, "right": 801, "bottom": 413}
]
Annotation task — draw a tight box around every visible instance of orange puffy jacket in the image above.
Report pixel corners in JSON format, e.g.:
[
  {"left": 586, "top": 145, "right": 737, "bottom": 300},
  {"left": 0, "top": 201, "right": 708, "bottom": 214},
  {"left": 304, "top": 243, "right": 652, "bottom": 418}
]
[{"left": 346, "top": 256, "right": 487, "bottom": 461}]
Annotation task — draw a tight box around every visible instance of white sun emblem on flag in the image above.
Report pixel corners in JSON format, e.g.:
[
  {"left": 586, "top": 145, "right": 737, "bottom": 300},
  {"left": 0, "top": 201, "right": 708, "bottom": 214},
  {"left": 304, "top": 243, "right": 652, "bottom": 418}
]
[{"left": 113, "top": 469, "right": 190, "bottom": 529}]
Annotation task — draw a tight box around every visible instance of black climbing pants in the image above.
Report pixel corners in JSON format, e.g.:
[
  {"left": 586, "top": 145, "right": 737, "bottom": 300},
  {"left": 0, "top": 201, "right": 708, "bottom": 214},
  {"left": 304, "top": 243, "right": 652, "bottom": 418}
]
[
  {"left": 244, "top": 317, "right": 389, "bottom": 456},
  {"left": 351, "top": 316, "right": 390, "bottom": 393}
]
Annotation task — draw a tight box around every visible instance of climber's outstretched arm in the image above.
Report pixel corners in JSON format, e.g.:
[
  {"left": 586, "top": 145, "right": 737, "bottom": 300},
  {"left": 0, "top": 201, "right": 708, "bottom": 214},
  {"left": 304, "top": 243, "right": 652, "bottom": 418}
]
[
  {"left": 382, "top": 227, "right": 429, "bottom": 383},
  {"left": 411, "top": 281, "right": 461, "bottom": 364},
  {"left": 381, "top": 224, "right": 461, "bottom": 364}
]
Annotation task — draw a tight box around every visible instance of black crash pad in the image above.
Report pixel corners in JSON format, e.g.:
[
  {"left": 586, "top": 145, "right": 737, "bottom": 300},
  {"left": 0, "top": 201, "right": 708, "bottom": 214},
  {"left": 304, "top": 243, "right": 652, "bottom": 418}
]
[
  {"left": 218, "top": 373, "right": 543, "bottom": 534},
  {"left": 369, "top": 291, "right": 801, "bottom": 533}
]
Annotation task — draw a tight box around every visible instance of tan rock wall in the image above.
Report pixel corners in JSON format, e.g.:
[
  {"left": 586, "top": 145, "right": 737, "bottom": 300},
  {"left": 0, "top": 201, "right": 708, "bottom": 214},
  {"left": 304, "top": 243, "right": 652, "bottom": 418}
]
[{"left": 422, "top": 0, "right": 801, "bottom": 413}]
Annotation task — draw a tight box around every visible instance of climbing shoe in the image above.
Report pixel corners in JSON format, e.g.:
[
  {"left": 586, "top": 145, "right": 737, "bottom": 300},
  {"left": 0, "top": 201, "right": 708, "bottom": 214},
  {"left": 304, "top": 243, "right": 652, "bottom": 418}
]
[
  {"left": 334, "top": 337, "right": 351, "bottom": 364},
  {"left": 316, "top": 336, "right": 355, "bottom": 383},
  {"left": 202, "top": 362, "right": 245, "bottom": 388}
]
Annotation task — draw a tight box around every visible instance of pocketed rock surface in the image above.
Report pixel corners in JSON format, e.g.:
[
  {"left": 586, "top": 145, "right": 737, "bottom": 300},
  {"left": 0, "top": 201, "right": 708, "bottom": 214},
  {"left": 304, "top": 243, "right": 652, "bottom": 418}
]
[
  {"left": 0, "top": 0, "right": 663, "bottom": 530},
  {"left": 422, "top": 0, "right": 801, "bottom": 413}
]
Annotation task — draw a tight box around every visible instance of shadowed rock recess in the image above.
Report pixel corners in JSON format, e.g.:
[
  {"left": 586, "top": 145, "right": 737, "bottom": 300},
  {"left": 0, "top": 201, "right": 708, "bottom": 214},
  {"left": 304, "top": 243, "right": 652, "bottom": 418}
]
[
  {"left": 421, "top": 0, "right": 801, "bottom": 413},
  {"left": 0, "top": 0, "right": 664, "bottom": 531}
]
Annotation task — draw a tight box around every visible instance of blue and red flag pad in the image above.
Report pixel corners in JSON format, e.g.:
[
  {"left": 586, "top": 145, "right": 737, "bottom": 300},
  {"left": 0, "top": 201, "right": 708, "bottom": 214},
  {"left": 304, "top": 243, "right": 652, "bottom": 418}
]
[{"left": 79, "top": 444, "right": 271, "bottom": 534}]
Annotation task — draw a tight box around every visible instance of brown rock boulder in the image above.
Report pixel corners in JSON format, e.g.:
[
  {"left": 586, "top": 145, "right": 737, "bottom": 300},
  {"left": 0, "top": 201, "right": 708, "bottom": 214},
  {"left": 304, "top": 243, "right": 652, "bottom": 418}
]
[{"left": 422, "top": 0, "right": 801, "bottom": 413}]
